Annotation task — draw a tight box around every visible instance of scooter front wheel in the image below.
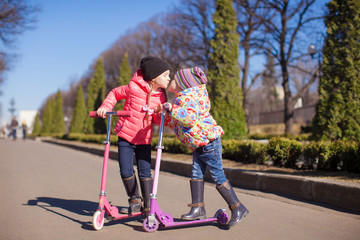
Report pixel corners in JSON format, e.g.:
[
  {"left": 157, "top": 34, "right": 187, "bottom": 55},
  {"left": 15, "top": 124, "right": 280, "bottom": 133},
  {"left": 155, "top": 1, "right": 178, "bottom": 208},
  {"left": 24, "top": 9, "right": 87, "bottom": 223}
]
[
  {"left": 92, "top": 210, "right": 105, "bottom": 230},
  {"left": 143, "top": 217, "right": 159, "bottom": 232}
]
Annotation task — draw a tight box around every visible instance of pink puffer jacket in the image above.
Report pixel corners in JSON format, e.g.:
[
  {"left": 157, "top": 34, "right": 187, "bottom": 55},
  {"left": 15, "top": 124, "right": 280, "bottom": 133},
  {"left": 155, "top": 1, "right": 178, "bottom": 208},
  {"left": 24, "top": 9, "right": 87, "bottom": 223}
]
[{"left": 99, "top": 69, "right": 166, "bottom": 145}]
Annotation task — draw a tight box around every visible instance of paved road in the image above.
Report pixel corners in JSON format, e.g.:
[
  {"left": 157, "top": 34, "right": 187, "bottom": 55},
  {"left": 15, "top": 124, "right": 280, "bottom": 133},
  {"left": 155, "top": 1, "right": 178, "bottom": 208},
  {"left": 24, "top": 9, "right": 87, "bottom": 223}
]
[{"left": 0, "top": 139, "right": 359, "bottom": 240}]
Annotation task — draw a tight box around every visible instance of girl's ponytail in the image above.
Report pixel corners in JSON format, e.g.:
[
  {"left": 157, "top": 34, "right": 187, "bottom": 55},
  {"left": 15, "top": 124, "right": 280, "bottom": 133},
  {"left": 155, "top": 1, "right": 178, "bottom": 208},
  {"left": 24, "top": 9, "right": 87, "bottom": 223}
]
[{"left": 145, "top": 82, "right": 154, "bottom": 124}]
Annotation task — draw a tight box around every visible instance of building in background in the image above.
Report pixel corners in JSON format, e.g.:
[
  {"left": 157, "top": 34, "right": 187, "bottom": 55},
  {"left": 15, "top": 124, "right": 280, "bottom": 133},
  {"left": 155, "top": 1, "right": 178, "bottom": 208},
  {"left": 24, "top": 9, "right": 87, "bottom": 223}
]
[
  {"left": 259, "top": 104, "right": 315, "bottom": 125},
  {"left": 19, "top": 110, "right": 37, "bottom": 134}
]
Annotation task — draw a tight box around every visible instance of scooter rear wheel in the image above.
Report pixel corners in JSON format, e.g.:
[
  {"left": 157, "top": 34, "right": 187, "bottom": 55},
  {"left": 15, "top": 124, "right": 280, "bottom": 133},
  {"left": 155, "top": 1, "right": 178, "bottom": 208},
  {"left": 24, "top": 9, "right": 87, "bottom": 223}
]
[
  {"left": 143, "top": 217, "right": 159, "bottom": 232},
  {"left": 216, "top": 209, "right": 229, "bottom": 225},
  {"left": 92, "top": 210, "right": 105, "bottom": 230}
]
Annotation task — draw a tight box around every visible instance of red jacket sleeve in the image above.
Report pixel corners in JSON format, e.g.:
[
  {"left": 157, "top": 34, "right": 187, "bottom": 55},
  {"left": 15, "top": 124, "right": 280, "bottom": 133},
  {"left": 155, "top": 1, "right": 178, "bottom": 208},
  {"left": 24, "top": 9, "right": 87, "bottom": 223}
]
[{"left": 100, "top": 85, "right": 129, "bottom": 110}]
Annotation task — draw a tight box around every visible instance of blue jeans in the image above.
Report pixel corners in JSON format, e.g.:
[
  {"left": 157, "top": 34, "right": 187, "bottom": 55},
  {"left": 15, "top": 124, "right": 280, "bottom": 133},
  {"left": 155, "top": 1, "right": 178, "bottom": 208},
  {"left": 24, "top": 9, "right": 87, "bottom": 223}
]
[
  {"left": 117, "top": 137, "right": 152, "bottom": 179},
  {"left": 192, "top": 138, "right": 228, "bottom": 185}
]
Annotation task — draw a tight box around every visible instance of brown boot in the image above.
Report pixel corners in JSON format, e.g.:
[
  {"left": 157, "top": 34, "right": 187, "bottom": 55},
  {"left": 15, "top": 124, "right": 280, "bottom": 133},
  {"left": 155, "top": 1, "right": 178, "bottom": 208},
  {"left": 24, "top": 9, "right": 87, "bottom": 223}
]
[
  {"left": 140, "top": 178, "right": 153, "bottom": 216},
  {"left": 216, "top": 180, "right": 249, "bottom": 227},
  {"left": 120, "top": 174, "right": 142, "bottom": 214},
  {"left": 181, "top": 179, "right": 206, "bottom": 220}
]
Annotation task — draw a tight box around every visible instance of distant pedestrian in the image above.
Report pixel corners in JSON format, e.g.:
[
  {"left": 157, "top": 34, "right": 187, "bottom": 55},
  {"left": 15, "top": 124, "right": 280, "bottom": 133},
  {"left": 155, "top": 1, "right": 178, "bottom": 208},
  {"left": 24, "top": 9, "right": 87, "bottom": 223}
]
[
  {"left": 1, "top": 127, "right": 7, "bottom": 139},
  {"left": 10, "top": 117, "right": 18, "bottom": 140},
  {"left": 22, "top": 120, "right": 27, "bottom": 140}
]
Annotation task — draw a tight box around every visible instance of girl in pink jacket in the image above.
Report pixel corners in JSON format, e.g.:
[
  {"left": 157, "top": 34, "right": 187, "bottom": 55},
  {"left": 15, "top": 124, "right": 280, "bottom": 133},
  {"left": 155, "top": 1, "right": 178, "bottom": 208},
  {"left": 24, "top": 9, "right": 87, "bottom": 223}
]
[{"left": 97, "top": 56, "right": 170, "bottom": 214}]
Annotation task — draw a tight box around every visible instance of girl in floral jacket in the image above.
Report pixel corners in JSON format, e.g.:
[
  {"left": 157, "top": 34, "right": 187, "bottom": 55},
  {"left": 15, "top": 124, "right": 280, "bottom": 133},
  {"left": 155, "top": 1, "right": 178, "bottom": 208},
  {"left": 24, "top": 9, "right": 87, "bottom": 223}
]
[
  {"left": 97, "top": 56, "right": 170, "bottom": 215},
  {"left": 163, "top": 66, "right": 249, "bottom": 228}
]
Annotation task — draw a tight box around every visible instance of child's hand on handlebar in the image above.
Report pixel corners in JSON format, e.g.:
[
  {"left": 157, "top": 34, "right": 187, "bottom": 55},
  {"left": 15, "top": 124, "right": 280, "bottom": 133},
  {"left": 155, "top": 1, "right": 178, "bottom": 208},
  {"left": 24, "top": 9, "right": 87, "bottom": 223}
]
[
  {"left": 97, "top": 107, "right": 108, "bottom": 118},
  {"left": 156, "top": 102, "right": 172, "bottom": 113},
  {"left": 163, "top": 102, "right": 172, "bottom": 111}
]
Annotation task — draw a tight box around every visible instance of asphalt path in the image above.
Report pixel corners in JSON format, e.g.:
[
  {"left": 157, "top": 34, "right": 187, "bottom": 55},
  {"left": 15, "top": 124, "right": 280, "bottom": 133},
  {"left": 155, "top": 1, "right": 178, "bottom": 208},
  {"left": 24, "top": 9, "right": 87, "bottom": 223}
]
[{"left": 0, "top": 139, "right": 359, "bottom": 240}]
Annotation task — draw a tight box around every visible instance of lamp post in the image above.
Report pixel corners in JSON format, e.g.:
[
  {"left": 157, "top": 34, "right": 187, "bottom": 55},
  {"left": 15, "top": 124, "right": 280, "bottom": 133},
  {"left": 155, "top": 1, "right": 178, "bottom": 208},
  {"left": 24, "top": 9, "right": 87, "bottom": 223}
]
[
  {"left": 308, "top": 44, "right": 317, "bottom": 57},
  {"left": 8, "top": 98, "right": 16, "bottom": 117},
  {"left": 308, "top": 44, "right": 322, "bottom": 89}
]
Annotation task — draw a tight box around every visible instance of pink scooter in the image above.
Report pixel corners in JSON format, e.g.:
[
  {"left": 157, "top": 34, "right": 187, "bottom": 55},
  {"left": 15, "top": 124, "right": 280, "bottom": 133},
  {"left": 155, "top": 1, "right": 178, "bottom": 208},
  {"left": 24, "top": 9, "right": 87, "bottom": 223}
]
[
  {"left": 89, "top": 110, "right": 143, "bottom": 231},
  {"left": 142, "top": 105, "right": 229, "bottom": 232}
]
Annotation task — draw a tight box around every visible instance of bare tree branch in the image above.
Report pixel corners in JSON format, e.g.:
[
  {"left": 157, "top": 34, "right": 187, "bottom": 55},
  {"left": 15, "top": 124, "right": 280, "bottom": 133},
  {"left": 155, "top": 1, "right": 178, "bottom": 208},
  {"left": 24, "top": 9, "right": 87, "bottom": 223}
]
[
  {"left": 0, "top": 0, "right": 40, "bottom": 90},
  {"left": 260, "top": 0, "right": 325, "bottom": 133}
]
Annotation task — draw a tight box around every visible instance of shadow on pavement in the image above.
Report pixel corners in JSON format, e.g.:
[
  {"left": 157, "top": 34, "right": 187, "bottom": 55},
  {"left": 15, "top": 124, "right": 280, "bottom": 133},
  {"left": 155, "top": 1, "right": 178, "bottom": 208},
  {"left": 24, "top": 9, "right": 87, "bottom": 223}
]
[{"left": 24, "top": 196, "right": 142, "bottom": 231}]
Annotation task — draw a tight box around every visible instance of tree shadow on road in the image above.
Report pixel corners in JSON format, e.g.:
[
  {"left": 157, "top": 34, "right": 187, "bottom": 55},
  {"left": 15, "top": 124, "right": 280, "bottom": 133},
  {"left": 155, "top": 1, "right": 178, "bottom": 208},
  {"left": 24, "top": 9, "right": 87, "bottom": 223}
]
[{"left": 24, "top": 196, "right": 142, "bottom": 231}]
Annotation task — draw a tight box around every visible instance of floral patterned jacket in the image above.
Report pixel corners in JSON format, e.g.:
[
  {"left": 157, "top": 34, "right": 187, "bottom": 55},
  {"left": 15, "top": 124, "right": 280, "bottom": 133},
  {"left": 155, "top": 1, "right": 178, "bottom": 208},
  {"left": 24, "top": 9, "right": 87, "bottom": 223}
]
[{"left": 165, "top": 85, "right": 224, "bottom": 152}]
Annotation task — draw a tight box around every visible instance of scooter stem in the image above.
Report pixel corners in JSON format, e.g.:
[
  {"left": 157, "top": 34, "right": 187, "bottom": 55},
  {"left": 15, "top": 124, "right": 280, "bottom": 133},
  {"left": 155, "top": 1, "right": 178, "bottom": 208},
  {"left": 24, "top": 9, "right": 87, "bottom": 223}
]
[
  {"left": 151, "top": 111, "right": 165, "bottom": 196},
  {"left": 100, "top": 115, "right": 113, "bottom": 194}
]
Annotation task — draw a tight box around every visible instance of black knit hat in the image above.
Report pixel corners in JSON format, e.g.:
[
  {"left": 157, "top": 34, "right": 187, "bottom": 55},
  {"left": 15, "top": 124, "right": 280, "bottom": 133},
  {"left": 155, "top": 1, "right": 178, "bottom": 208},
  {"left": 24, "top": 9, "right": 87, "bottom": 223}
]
[{"left": 140, "top": 56, "right": 170, "bottom": 81}]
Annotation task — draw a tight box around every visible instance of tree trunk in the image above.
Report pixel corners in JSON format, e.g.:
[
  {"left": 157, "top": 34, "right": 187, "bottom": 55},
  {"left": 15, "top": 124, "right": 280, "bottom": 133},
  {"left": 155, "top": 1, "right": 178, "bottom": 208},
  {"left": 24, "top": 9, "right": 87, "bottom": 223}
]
[
  {"left": 281, "top": 63, "right": 294, "bottom": 134},
  {"left": 242, "top": 44, "right": 250, "bottom": 133}
]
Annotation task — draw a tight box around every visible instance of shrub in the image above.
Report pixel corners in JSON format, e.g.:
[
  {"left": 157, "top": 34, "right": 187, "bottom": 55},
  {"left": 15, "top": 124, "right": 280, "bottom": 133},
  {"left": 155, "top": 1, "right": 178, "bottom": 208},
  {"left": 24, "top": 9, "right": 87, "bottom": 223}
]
[
  {"left": 343, "top": 142, "right": 360, "bottom": 173},
  {"left": 55, "top": 133, "right": 360, "bottom": 173},
  {"left": 61, "top": 133, "right": 117, "bottom": 145},
  {"left": 332, "top": 141, "right": 360, "bottom": 172},
  {"left": 151, "top": 135, "right": 192, "bottom": 154},
  {"left": 248, "top": 133, "right": 276, "bottom": 140},
  {"left": 222, "top": 140, "right": 267, "bottom": 164},
  {"left": 302, "top": 140, "right": 360, "bottom": 172},
  {"left": 248, "top": 133, "right": 311, "bottom": 141},
  {"left": 302, "top": 141, "right": 332, "bottom": 170},
  {"left": 267, "top": 137, "right": 302, "bottom": 168}
]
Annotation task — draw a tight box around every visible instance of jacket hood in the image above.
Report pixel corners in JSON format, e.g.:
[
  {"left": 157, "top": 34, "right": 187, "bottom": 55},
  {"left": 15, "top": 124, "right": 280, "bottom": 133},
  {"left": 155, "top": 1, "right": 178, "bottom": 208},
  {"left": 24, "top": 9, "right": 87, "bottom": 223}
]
[{"left": 131, "top": 69, "right": 151, "bottom": 92}]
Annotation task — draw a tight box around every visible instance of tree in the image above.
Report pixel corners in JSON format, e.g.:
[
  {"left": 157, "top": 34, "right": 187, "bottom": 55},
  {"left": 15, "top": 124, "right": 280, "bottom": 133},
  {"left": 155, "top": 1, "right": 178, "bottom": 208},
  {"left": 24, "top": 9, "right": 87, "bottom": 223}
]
[
  {"left": 41, "top": 99, "right": 54, "bottom": 135},
  {"left": 262, "top": 0, "right": 325, "bottom": 134},
  {"left": 234, "top": 0, "right": 274, "bottom": 130},
  {"left": 312, "top": 0, "right": 360, "bottom": 141},
  {"left": 117, "top": 53, "right": 131, "bottom": 104},
  {"left": 70, "top": 84, "right": 86, "bottom": 134},
  {"left": 261, "top": 48, "right": 282, "bottom": 111},
  {"left": 0, "top": 0, "right": 39, "bottom": 90},
  {"left": 166, "top": 0, "right": 215, "bottom": 69},
  {"left": 62, "top": 79, "right": 81, "bottom": 126},
  {"left": 111, "top": 53, "right": 132, "bottom": 131},
  {"left": 52, "top": 90, "right": 66, "bottom": 134},
  {"left": 32, "top": 113, "right": 41, "bottom": 135},
  {"left": 207, "top": 0, "right": 247, "bottom": 140},
  {"left": 84, "top": 57, "right": 106, "bottom": 134},
  {"left": 246, "top": 49, "right": 285, "bottom": 125}
]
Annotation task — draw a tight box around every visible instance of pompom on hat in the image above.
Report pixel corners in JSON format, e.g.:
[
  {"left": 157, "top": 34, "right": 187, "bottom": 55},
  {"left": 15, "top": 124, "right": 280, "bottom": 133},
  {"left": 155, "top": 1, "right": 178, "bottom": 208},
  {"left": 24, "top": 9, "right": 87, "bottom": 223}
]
[
  {"left": 140, "top": 56, "right": 171, "bottom": 81},
  {"left": 174, "top": 66, "right": 208, "bottom": 90}
]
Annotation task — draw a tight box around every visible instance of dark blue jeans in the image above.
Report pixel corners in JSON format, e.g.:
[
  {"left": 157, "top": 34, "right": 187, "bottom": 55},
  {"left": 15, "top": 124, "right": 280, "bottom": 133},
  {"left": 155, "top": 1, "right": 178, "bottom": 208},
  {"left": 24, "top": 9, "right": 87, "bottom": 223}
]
[
  {"left": 192, "top": 138, "right": 228, "bottom": 185},
  {"left": 117, "top": 137, "right": 152, "bottom": 179}
]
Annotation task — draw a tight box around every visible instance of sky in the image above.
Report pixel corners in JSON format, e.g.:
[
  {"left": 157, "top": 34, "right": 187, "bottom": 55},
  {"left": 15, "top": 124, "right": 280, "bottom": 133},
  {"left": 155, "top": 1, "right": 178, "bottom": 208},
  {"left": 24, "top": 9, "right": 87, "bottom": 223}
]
[{"left": 0, "top": 0, "right": 179, "bottom": 126}]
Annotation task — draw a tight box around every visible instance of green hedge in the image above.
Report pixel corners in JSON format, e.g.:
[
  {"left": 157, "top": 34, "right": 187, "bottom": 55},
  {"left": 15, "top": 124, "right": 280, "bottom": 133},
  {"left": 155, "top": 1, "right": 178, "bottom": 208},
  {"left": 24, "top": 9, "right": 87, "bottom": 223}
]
[
  {"left": 267, "top": 137, "right": 302, "bottom": 168},
  {"left": 222, "top": 140, "right": 267, "bottom": 164},
  {"left": 303, "top": 140, "right": 360, "bottom": 172},
  {"left": 57, "top": 133, "right": 360, "bottom": 173},
  {"left": 61, "top": 133, "right": 119, "bottom": 145}
]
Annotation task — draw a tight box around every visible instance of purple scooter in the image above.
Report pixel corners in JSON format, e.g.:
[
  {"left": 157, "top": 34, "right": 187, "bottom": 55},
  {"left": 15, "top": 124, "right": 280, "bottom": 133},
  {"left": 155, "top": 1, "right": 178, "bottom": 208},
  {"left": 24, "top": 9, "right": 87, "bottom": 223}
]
[{"left": 142, "top": 105, "right": 229, "bottom": 232}]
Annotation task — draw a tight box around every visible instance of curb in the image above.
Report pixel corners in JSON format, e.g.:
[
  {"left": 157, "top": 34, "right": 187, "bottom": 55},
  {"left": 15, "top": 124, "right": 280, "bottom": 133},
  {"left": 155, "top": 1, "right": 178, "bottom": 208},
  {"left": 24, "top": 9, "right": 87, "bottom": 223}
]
[{"left": 41, "top": 138, "right": 360, "bottom": 213}]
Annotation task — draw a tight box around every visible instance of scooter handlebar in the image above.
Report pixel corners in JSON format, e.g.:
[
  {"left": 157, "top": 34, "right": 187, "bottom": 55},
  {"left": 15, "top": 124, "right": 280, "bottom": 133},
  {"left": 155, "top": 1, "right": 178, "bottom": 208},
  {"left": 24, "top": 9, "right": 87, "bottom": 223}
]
[
  {"left": 89, "top": 111, "right": 133, "bottom": 118},
  {"left": 163, "top": 102, "right": 171, "bottom": 112}
]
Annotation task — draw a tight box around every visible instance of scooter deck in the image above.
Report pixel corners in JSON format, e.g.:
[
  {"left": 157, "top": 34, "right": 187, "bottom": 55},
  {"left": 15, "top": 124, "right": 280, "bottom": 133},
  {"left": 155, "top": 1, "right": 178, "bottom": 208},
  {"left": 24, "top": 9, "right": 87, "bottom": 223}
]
[{"left": 162, "top": 217, "right": 218, "bottom": 228}]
